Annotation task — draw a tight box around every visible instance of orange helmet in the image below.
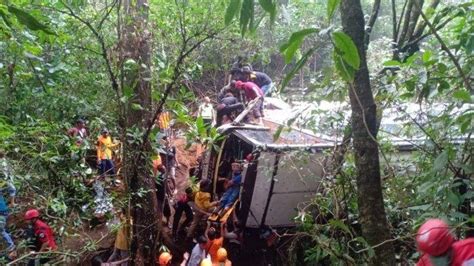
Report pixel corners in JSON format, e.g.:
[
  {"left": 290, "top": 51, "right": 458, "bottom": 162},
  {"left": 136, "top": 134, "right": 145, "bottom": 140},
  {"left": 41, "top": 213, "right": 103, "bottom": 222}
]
[
  {"left": 416, "top": 219, "right": 455, "bottom": 256},
  {"left": 200, "top": 258, "right": 212, "bottom": 266},
  {"left": 158, "top": 252, "right": 172, "bottom": 265},
  {"left": 217, "top": 247, "right": 228, "bottom": 262},
  {"left": 24, "top": 209, "right": 40, "bottom": 220}
]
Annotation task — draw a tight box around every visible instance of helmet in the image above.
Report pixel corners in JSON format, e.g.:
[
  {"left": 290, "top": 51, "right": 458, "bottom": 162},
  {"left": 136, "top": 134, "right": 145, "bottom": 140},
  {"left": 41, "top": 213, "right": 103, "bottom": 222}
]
[
  {"left": 24, "top": 209, "right": 40, "bottom": 220},
  {"left": 158, "top": 252, "right": 172, "bottom": 265},
  {"left": 217, "top": 247, "right": 228, "bottom": 262},
  {"left": 200, "top": 258, "right": 212, "bottom": 266},
  {"left": 416, "top": 219, "right": 454, "bottom": 256},
  {"left": 235, "top": 80, "right": 244, "bottom": 88}
]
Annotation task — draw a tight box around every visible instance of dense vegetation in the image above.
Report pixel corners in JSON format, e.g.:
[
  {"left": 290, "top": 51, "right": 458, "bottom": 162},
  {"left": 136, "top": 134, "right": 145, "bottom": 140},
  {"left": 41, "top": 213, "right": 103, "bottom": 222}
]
[{"left": 0, "top": 0, "right": 472, "bottom": 265}]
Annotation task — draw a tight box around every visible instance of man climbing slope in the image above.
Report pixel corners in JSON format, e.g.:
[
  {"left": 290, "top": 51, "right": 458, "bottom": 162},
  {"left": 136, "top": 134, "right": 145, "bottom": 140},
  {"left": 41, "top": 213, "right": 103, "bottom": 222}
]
[{"left": 233, "top": 80, "right": 264, "bottom": 125}]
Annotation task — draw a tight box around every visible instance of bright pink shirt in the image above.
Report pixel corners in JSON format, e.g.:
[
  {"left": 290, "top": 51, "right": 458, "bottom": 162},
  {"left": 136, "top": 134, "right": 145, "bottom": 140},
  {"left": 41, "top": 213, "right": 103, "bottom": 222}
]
[{"left": 237, "top": 81, "right": 263, "bottom": 100}]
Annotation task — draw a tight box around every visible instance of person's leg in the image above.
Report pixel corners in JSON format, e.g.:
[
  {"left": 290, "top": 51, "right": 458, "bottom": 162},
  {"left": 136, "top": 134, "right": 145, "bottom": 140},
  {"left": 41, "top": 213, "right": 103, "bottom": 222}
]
[
  {"left": 99, "top": 159, "right": 106, "bottom": 177},
  {"left": 0, "top": 215, "right": 14, "bottom": 250},
  {"left": 182, "top": 204, "right": 194, "bottom": 229},
  {"left": 105, "top": 159, "right": 115, "bottom": 177},
  {"left": 107, "top": 247, "right": 119, "bottom": 262},
  {"left": 173, "top": 202, "right": 185, "bottom": 236},
  {"left": 187, "top": 212, "right": 204, "bottom": 239},
  {"left": 119, "top": 250, "right": 129, "bottom": 266}
]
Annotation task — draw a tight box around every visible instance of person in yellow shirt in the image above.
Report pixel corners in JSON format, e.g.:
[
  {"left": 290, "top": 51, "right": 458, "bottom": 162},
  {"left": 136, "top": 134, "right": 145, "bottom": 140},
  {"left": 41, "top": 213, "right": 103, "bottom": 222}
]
[
  {"left": 187, "top": 179, "right": 218, "bottom": 239},
  {"left": 107, "top": 208, "right": 130, "bottom": 264},
  {"left": 96, "top": 128, "right": 119, "bottom": 179}
]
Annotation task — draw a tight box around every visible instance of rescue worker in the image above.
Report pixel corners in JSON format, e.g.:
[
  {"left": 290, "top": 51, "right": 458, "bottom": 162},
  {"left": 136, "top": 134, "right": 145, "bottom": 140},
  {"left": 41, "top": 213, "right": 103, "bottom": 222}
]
[
  {"left": 187, "top": 179, "right": 218, "bottom": 239},
  {"left": 158, "top": 251, "right": 172, "bottom": 266},
  {"left": 24, "top": 209, "right": 57, "bottom": 266},
  {"left": 172, "top": 187, "right": 194, "bottom": 239},
  {"left": 242, "top": 66, "right": 273, "bottom": 96},
  {"left": 215, "top": 248, "right": 232, "bottom": 266},
  {"left": 216, "top": 162, "right": 242, "bottom": 216},
  {"left": 157, "top": 111, "right": 171, "bottom": 138},
  {"left": 200, "top": 258, "right": 213, "bottom": 266},
  {"left": 197, "top": 96, "right": 216, "bottom": 128},
  {"left": 233, "top": 80, "right": 264, "bottom": 125},
  {"left": 96, "top": 128, "right": 119, "bottom": 180},
  {"left": 206, "top": 224, "right": 225, "bottom": 264},
  {"left": 187, "top": 235, "right": 208, "bottom": 266},
  {"left": 216, "top": 92, "right": 244, "bottom": 127},
  {"left": 416, "top": 218, "right": 474, "bottom": 266},
  {"left": 107, "top": 208, "right": 130, "bottom": 265}
]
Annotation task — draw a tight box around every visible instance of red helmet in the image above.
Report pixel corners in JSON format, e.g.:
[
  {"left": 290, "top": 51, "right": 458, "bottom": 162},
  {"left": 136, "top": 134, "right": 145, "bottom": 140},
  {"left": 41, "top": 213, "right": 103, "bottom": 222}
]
[
  {"left": 24, "top": 209, "right": 40, "bottom": 220},
  {"left": 416, "top": 219, "right": 454, "bottom": 256},
  {"left": 235, "top": 80, "right": 244, "bottom": 88}
]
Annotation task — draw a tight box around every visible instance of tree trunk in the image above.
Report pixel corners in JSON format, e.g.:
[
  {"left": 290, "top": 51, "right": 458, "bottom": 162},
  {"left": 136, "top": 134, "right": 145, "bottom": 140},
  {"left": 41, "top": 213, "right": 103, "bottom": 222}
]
[
  {"left": 339, "top": 0, "right": 395, "bottom": 265},
  {"left": 121, "top": 0, "right": 159, "bottom": 264}
]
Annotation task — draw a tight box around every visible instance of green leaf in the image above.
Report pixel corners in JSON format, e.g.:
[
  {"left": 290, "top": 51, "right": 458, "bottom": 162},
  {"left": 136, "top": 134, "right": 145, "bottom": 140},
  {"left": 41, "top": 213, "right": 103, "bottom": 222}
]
[
  {"left": 452, "top": 90, "right": 471, "bottom": 102},
  {"left": 327, "top": 0, "right": 341, "bottom": 20},
  {"left": 0, "top": 9, "right": 12, "bottom": 28},
  {"left": 225, "top": 0, "right": 241, "bottom": 26},
  {"left": 383, "top": 60, "right": 401, "bottom": 67},
  {"left": 422, "top": 50, "right": 432, "bottom": 63},
  {"left": 332, "top": 31, "right": 360, "bottom": 70},
  {"left": 433, "top": 150, "right": 448, "bottom": 171},
  {"left": 8, "top": 6, "right": 55, "bottom": 35},
  {"left": 333, "top": 50, "right": 355, "bottom": 82},
  {"left": 280, "top": 28, "right": 318, "bottom": 63},
  {"left": 240, "top": 0, "right": 254, "bottom": 36},
  {"left": 329, "top": 219, "right": 350, "bottom": 233},
  {"left": 280, "top": 48, "right": 316, "bottom": 93},
  {"left": 446, "top": 191, "right": 460, "bottom": 207},
  {"left": 131, "top": 103, "right": 143, "bottom": 111},
  {"left": 273, "top": 125, "right": 283, "bottom": 142},
  {"left": 258, "top": 0, "right": 276, "bottom": 23}
]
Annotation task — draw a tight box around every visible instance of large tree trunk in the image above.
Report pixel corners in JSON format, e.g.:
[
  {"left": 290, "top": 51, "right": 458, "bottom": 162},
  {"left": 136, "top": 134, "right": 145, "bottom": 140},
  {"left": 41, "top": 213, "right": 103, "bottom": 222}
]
[
  {"left": 340, "top": 0, "right": 395, "bottom": 265},
  {"left": 121, "top": 0, "right": 159, "bottom": 264}
]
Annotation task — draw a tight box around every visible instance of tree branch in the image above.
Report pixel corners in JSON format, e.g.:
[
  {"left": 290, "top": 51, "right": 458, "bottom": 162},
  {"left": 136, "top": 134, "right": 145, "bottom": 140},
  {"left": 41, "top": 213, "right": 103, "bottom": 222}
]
[
  {"left": 364, "top": 0, "right": 381, "bottom": 49},
  {"left": 415, "top": 2, "right": 472, "bottom": 91},
  {"left": 55, "top": 0, "right": 121, "bottom": 98}
]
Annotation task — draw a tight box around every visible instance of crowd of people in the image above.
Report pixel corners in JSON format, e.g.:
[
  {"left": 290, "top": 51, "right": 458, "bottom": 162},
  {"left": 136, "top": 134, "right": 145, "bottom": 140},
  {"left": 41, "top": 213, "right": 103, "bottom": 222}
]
[
  {"left": 0, "top": 62, "right": 471, "bottom": 266},
  {"left": 198, "top": 64, "right": 274, "bottom": 127}
]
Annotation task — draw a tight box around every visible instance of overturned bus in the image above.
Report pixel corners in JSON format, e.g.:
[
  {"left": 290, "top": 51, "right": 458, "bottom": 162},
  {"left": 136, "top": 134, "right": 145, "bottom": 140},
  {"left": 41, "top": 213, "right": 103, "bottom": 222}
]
[{"left": 200, "top": 119, "right": 335, "bottom": 231}]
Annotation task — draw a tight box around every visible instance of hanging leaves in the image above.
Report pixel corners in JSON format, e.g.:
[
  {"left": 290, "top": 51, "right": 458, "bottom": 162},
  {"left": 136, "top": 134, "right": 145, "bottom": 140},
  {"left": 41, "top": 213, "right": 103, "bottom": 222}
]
[
  {"left": 7, "top": 5, "right": 56, "bottom": 35},
  {"left": 225, "top": 0, "right": 241, "bottom": 26},
  {"left": 258, "top": 0, "right": 276, "bottom": 23},
  {"left": 332, "top": 31, "right": 360, "bottom": 81},
  {"left": 327, "top": 0, "right": 341, "bottom": 21},
  {"left": 332, "top": 31, "right": 360, "bottom": 70},
  {"left": 279, "top": 28, "right": 318, "bottom": 63},
  {"left": 239, "top": 0, "right": 254, "bottom": 36},
  {"left": 280, "top": 47, "right": 316, "bottom": 93}
]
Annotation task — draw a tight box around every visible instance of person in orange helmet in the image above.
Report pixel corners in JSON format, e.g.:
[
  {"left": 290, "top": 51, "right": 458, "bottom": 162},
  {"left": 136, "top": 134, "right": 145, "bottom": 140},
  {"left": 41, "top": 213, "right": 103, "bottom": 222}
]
[
  {"left": 157, "top": 251, "right": 172, "bottom": 266},
  {"left": 214, "top": 247, "right": 232, "bottom": 266}
]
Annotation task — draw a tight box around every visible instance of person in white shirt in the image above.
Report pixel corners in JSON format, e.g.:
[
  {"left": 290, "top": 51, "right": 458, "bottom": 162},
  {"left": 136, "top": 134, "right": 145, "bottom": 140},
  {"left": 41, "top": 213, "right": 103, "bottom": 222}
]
[
  {"left": 187, "top": 235, "right": 208, "bottom": 266},
  {"left": 197, "top": 97, "right": 215, "bottom": 127}
]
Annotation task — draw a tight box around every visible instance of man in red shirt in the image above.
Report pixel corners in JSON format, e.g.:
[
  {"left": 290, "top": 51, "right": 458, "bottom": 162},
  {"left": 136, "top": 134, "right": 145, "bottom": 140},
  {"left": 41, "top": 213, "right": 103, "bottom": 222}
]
[
  {"left": 416, "top": 219, "right": 474, "bottom": 266},
  {"left": 233, "top": 80, "right": 264, "bottom": 125},
  {"left": 24, "top": 209, "right": 57, "bottom": 265}
]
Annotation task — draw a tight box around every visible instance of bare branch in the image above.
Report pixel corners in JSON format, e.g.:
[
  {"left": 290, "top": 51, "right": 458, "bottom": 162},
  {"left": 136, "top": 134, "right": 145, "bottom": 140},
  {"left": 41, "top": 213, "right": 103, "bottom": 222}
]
[
  {"left": 414, "top": 2, "right": 472, "bottom": 91},
  {"left": 364, "top": 0, "right": 381, "bottom": 49}
]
